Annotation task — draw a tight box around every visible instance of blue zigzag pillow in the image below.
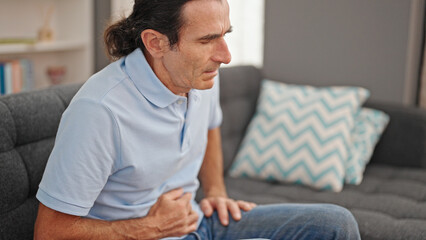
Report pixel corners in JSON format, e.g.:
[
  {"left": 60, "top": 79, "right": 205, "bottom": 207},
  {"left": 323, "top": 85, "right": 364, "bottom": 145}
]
[
  {"left": 345, "top": 108, "right": 389, "bottom": 185},
  {"left": 229, "top": 80, "right": 369, "bottom": 192}
]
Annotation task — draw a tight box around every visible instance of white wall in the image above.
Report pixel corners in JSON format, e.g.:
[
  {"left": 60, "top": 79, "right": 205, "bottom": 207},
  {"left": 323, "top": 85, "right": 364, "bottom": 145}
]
[
  {"left": 110, "top": 0, "right": 133, "bottom": 21},
  {"left": 227, "top": 0, "right": 264, "bottom": 68}
]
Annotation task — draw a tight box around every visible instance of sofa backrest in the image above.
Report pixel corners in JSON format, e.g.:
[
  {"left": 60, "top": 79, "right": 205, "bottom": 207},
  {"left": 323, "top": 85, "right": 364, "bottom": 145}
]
[
  {"left": 219, "top": 66, "right": 262, "bottom": 172},
  {"left": 365, "top": 101, "right": 426, "bottom": 168},
  {"left": 0, "top": 84, "right": 81, "bottom": 240}
]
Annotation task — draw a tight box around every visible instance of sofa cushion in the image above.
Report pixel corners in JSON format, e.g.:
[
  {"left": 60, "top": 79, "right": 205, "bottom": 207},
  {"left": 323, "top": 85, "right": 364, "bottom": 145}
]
[
  {"left": 225, "top": 164, "right": 426, "bottom": 240},
  {"left": 0, "top": 89, "right": 65, "bottom": 146},
  {"left": 345, "top": 108, "right": 389, "bottom": 184},
  {"left": 229, "top": 80, "right": 369, "bottom": 191},
  {"left": 0, "top": 83, "right": 82, "bottom": 240}
]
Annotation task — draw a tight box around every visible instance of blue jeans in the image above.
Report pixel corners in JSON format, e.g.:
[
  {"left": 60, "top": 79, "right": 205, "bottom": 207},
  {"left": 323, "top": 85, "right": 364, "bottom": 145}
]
[{"left": 184, "top": 204, "right": 360, "bottom": 240}]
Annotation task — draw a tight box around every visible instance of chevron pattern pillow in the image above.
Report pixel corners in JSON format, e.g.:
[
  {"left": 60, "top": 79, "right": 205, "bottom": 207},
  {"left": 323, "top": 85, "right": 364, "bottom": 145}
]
[
  {"left": 345, "top": 108, "right": 389, "bottom": 185},
  {"left": 229, "top": 80, "right": 369, "bottom": 192}
]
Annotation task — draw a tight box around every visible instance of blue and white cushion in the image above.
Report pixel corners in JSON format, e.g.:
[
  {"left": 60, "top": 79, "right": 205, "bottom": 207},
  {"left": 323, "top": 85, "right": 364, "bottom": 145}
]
[
  {"left": 229, "top": 80, "right": 369, "bottom": 192},
  {"left": 345, "top": 108, "right": 389, "bottom": 185}
]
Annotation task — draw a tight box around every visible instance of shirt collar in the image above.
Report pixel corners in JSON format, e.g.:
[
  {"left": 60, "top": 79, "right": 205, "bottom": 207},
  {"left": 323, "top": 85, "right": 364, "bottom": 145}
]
[{"left": 124, "top": 48, "right": 179, "bottom": 108}]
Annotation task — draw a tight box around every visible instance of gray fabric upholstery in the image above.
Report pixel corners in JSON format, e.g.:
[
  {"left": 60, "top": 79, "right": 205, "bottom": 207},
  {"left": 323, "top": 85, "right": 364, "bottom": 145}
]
[
  {"left": 364, "top": 101, "right": 426, "bottom": 168},
  {"left": 0, "top": 83, "right": 81, "bottom": 240},
  {"left": 219, "top": 66, "right": 262, "bottom": 172},
  {"left": 216, "top": 65, "right": 426, "bottom": 240},
  {"left": 224, "top": 165, "right": 426, "bottom": 240}
]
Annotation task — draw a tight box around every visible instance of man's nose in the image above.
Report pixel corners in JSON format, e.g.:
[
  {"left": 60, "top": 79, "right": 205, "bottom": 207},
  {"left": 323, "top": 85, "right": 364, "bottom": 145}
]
[{"left": 212, "top": 38, "right": 232, "bottom": 64}]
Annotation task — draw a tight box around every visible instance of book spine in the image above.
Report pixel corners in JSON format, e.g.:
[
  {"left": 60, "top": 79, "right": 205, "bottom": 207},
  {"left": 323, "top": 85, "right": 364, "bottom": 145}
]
[
  {"left": 4, "top": 62, "right": 13, "bottom": 94},
  {"left": 20, "top": 59, "right": 34, "bottom": 91},
  {"left": 11, "top": 60, "right": 23, "bottom": 93},
  {"left": 0, "top": 63, "right": 5, "bottom": 95},
  {"left": 28, "top": 60, "right": 34, "bottom": 90}
]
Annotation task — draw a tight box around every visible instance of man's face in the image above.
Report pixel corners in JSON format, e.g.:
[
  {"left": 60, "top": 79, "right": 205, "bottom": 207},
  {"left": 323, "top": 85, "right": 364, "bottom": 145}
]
[{"left": 161, "top": 0, "right": 232, "bottom": 94}]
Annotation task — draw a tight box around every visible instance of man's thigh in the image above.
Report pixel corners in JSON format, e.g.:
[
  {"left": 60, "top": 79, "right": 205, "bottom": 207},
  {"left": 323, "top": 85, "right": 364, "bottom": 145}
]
[{"left": 189, "top": 203, "right": 360, "bottom": 240}]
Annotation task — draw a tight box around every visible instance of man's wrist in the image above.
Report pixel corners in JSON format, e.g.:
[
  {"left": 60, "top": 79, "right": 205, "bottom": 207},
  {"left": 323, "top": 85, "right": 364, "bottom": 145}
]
[
  {"left": 203, "top": 187, "right": 228, "bottom": 198},
  {"left": 111, "top": 215, "right": 161, "bottom": 240}
]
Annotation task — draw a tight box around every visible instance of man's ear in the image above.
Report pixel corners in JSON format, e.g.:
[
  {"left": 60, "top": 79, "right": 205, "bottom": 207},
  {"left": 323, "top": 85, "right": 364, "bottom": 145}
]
[{"left": 141, "top": 29, "right": 169, "bottom": 58}]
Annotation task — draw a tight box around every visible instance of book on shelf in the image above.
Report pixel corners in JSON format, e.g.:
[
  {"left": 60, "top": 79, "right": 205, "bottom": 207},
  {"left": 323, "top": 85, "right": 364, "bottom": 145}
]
[
  {"left": 4, "top": 63, "right": 12, "bottom": 94},
  {"left": 0, "top": 59, "right": 34, "bottom": 95},
  {"left": 0, "top": 38, "right": 37, "bottom": 45},
  {"left": 0, "top": 63, "right": 4, "bottom": 95},
  {"left": 20, "top": 59, "right": 34, "bottom": 91}
]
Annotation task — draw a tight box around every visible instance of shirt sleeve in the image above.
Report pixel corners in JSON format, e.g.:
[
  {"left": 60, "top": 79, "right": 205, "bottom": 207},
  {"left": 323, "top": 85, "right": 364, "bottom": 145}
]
[
  {"left": 208, "top": 75, "right": 223, "bottom": 129},
  {"left": 36, "top": 98, "right": 121, "bottom": 216}
]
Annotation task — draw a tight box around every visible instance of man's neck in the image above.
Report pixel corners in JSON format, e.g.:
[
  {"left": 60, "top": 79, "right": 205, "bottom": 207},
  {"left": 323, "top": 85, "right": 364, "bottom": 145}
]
[{"left": 142, "top": 49, "right": 189, "bottom": 97}]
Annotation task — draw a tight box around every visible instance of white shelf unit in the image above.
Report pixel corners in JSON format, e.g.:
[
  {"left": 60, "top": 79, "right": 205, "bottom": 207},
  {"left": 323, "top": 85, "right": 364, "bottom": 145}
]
[
  {"left": 0, "top": 0, "right": 94, "bottom": 90},
  {"left": 0, "top": 40, "right": 87, "bottom": 55}
]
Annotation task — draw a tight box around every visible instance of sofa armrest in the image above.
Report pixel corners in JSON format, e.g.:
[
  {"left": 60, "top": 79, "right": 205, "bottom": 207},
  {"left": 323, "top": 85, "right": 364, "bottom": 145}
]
[{"left": 364, "top": 100, "right": 426, "bottom": 169}]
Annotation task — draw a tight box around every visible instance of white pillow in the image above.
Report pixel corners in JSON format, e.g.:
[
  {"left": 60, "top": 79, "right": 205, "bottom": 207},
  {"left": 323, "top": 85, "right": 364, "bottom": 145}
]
[
  {"left": 345, "top": 108, "right": 389, "bottom": 185},
  {"left": 229, "top": 80, "right": 369, "bottom": 192}
]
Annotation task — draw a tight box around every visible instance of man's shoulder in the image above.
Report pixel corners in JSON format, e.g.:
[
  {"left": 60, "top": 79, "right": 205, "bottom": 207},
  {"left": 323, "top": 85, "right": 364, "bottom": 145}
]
[{"left": 72, "top": 59, "right": 131, "bottom": 104}]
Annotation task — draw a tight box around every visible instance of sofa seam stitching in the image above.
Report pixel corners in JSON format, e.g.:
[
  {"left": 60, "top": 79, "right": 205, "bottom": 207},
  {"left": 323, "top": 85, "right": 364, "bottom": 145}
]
[{"left": 0, "top": 100, "right": 33, "bottom": 207}]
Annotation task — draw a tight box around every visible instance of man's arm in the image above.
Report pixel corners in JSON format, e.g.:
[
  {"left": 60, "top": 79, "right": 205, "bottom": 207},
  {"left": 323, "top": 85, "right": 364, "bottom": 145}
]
[
  {"left": 34, "top": 188, "right": 198, "bottom": 240},
  {"left": 198, "top": 127, "right": 256, "bottom": 226}
]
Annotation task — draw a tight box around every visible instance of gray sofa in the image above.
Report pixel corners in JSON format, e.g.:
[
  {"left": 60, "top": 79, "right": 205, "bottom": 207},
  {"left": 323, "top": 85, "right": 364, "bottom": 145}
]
[{"left": 0, "top": 65, "right": 425, "bottom": 240}]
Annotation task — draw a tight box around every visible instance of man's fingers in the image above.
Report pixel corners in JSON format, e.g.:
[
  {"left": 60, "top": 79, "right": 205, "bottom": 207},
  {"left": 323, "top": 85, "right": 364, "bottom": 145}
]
[
  {"left": 200, "top": 197, "right": 257, "bottom": 226},
  {"left": 227, "top": 200, "right": 241, "bottom": 221},
  {"left": 188, "top": 209, "right": 199, "bottom": 224},
  {"left": 236, "top": 200, "right": 249, "bottom": 211},
  {"left": 163, "top": 188, "right": 184, "bottom": 200},
  {"left": 200, "top": 199, "right": 214, "bottom": 217},
  {"left": 179, "top": 192, "right": 193, "bottom": 203},
  {"left": 237, "top": 200, "right": 256, "bottom": 211},
  {"left": 178, "top": 192, "right": 193, "bottom": 213},
  {"left": 186, "top": 210, "right": 199, "bottom": 233},
  {"left": 162, "top": 189, "right": 193, "bottom": 213},
  {"left": 217, "top": 200, "right": 229, "bottom": 226}
]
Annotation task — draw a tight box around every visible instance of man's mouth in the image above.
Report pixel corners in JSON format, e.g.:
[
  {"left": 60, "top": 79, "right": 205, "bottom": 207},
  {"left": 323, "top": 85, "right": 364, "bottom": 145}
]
[
  {"left": 204, "top": 68, "right": 219, "bottom": 74},
  {"left": 203, "top": 70, "right": 218, "bottom": 79}
]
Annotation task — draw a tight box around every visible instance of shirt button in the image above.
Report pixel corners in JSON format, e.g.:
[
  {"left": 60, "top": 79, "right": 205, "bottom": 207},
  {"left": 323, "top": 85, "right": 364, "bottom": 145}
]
[{"left": 177, "top": 100, "right": 184, "bottom": 105}]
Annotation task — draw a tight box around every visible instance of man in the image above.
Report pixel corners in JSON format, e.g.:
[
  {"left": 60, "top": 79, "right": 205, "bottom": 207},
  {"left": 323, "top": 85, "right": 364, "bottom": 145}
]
[{"left": 34, "top": 0, "right": 361, "bottom": 239}]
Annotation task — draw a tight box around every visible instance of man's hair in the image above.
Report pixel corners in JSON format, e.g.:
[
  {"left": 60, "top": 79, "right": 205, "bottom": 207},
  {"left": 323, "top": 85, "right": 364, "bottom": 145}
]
[{"left": 104, "top": 0, "right": 192, "bottom": 60}]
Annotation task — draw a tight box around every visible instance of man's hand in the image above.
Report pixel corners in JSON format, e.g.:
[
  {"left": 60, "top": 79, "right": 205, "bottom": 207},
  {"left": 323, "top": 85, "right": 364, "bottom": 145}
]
[
  {"left": 200, "top": 196, "right": 257, "bottom": 226},
  {"left": 147, "top": 188, "right": 199, "bottom": 238},
  {"left": 198, "top": 128, "right": 257, "bottom": 226},
  {"left": 34, "top": 188, "right": 198, "bottom": 240}
]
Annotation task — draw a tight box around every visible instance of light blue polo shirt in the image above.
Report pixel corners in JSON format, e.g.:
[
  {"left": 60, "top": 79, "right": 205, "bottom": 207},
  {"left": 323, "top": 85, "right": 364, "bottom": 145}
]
[{"left": 36, "top": 48, "right": 222, "bottom": 234}]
